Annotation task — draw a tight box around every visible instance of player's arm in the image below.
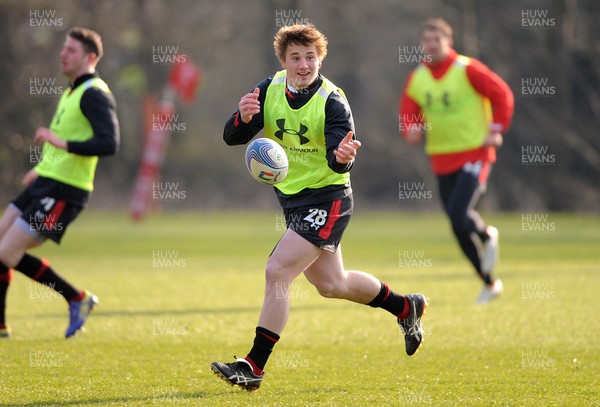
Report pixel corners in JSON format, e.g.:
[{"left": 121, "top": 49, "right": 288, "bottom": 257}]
[
  {"left": 66, "top": 88, "right": 120, "bottom": 156},
  {"left": 399, "top": 71, "right": 424, "bottom": 145},
  {"left": 32, "top": 88, "right": 119, "bottom": 156},
  {"left": 22, "top": 168, "right": 38, "bottom": 186},
  {"left": 223, "top": 78, "right": 271, "bottom": 146},
  {"left": 324, "top": 91, "right": 359, "bottom": 172},
  {"left": 466, "top": 59, "right": 514, "bottom": 147}
]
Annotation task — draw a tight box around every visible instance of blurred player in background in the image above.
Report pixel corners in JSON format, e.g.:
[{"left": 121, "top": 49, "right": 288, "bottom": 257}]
[
  {"left": 0, "top": 27, "right": 119, "bottom": 338},
  {"left": 212, "top": 23, "right": 428, "bottom": 391},
  {"left": 399, "top": 18, "right": 514, "bottom": 303}
]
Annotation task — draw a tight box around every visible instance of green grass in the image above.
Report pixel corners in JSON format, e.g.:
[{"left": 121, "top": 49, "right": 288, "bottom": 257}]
[{"left": 0, "top": 211, "right": 598, "bottom": 406}]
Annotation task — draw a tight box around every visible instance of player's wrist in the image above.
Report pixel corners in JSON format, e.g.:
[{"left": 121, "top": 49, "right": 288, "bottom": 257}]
[
  {"left": 238, "top": 111, "right": 252, "bottom": 125},
  {"left": 489, "top": 123, "right": 503, "bottom": 133}
]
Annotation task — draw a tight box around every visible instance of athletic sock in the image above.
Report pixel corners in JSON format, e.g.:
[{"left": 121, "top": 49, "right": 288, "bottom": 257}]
[
  {"left": 0, "top": 262, "right": 13, "bottom": 326},
  {"left": 479, "top": 228, "right": 490, "bottom": 243},
  {"left": 368, "top": 281, "right": 409, "bottom": 320},
  {"left": 245, "top": 326, "right": 280, "bottom": 375},
  {"left": 478, "top": 228, "right": 493, "bottom": 285},
  {"left": 479, "top": 272, "right": 494, "bottom": 285},
  {"left": 14, "top": 254, "right": 81, "bottom": 302}
]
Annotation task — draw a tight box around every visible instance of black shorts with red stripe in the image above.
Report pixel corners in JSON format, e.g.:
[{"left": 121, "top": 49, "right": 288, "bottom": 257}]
[
  {"left": 283, "top": 194, "right": 353, "bottom": 253},
  {"left": 10, "top": 176, "right": 89, "bottom": 244}
]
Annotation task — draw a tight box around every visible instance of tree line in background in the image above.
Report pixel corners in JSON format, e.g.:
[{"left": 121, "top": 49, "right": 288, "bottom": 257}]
[{"left": 0, "top": 0, "right": 598, "bottom": 212}]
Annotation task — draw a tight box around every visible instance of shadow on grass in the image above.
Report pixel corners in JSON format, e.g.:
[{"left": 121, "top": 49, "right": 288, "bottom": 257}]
[
  {"left": 36, "top": 303, "right": 346, "bottom": 319},
  {"left": 0, "top": 390, "right": 213, "bottom": 406},
  {"left": 1, "top": 385, "right": 361, "bottom": 407},
  {"left": 382, "top": 268, "right": 523, "bottom": 282}
]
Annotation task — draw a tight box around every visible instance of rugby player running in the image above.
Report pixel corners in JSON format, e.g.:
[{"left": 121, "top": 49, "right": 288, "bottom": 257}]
[
  {"left": 0, "top": 27, "right": 119, "bottom": 338},
  {"left": 211, "top": 23, "right": 427, "bottom": 391}
]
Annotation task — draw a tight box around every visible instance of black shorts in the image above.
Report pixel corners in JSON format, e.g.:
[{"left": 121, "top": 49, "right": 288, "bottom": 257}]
[
  {"left": 10, "top": 177, "right": 88, "bottom": 244},
  {"left": 283, "top": 194, "right": 353, "bottom": 253}
]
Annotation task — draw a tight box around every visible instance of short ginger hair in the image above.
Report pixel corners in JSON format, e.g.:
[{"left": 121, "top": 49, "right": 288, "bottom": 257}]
[
  {"left": 273, "top": 24, "right": 328, "bottom": 62},
  {"left": 421, "top": 18, "right": 453, "bottom": 40}
]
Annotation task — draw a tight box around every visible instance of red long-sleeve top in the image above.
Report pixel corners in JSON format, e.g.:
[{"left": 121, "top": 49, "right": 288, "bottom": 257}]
[{"left": 399, "top": 49, "right": 514, "bottom": 175}]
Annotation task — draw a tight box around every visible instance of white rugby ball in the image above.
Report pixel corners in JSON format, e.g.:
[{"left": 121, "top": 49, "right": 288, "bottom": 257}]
[{"left": 245, "top": 138, "right": 288, "bottom": 185}]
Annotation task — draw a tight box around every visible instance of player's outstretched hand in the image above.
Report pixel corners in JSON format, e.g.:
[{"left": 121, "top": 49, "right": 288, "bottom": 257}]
[
  {"left": 405, "top": 129, "right": 423, "bottom": 145},
  {"left": 34, "top": 127, "right": 67, "bottom": 149},
  {"left": 483, "top": 132, "right": 503, "bottom": 147},
  {"left": 238, "top": 87, "right": 261, "bottom": 124},
  {"left": 22, "top": 169, "right": 38, "bottom": 186},
  {"left": 334, "top": 131, "right": 361, "bottom": 164}
]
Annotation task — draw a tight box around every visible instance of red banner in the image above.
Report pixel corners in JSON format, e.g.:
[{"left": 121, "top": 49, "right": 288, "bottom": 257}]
[{"left": 130, "top": 58, "right": 201, "bottom": 220}]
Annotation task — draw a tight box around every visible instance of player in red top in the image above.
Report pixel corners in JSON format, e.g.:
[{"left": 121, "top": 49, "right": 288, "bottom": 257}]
[{"left": 399, "top": 18, "right": 514, "bottom": 303}]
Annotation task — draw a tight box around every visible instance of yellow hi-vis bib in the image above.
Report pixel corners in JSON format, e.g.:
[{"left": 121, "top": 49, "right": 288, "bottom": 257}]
[
  {"left": 35, "top": 78, "right": 110, "bottom": 191},
  {"left": 264, "top": 70, "right": 350, "bottom": 196},
  {"left": 407, "top": 55, "right": 492, "bottom": 155}
]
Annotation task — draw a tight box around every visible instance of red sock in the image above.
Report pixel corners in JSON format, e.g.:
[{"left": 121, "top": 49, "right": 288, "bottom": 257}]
[
  {"left": 245, "top": 326, "right": 280, "bottom": 375},
  {"left": 69, "top": 290, "right": 85, "bottom": 303},
  {"left": 244, "top": 356, "right": 263, "bottom": 375},
  {"left": 369, "top": 282, "right": 410, "bottom": 319},
  {"left": 397, "top": 297, "right": 410, "bottom": 320}
]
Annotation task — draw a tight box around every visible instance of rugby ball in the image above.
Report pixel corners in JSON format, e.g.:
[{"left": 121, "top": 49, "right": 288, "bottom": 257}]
[{"left": 245, "top": 138, "right": 288, "bottom": 185}]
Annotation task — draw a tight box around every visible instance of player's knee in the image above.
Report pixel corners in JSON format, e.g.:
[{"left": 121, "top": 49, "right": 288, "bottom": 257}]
[
  {"left": 451, "top": 215, "right": 472, "bottom": 235},
  {"left": 313, "top": 280, "right": 342, "bottom": 299},
  {"left": 265, "top": 257, "right": 291, "bottom": 283},
  {"left": 0, "top": 249, "right": 14, "bottom": 268}
]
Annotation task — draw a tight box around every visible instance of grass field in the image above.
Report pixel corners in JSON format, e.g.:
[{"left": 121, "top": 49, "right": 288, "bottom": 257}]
[{"left": 0, "top": 211, "right": 598, "bottom": 406}]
